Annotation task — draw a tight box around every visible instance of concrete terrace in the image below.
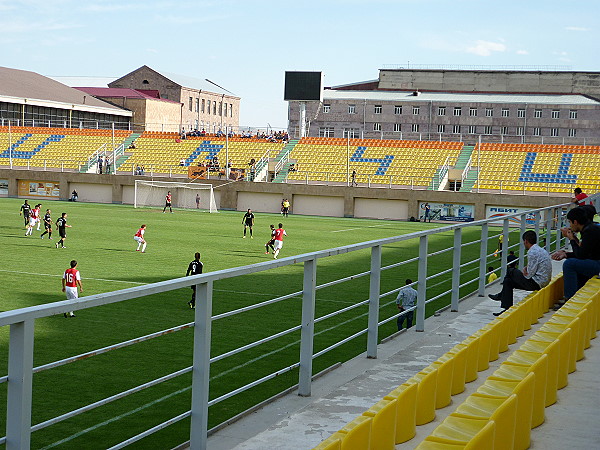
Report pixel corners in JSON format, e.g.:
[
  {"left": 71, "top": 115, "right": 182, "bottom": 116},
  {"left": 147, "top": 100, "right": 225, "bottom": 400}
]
[{"left": 206, "top": 260, "right": 600, "bottom": 450}]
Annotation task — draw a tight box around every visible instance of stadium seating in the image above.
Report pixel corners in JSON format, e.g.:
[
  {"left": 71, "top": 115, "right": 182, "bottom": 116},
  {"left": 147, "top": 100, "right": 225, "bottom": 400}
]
[
  {"left": 287, "top": 138, "right": 463, "bottom": 186},
  {"left": 118, "top": 132, "right": 285, "bottom": 176},
  {"left": 313, "top": 274, "right": 600, "bottom": 450},
  {"left": 0, "top": 126, "right": 131, "bottom": 170},
  {"left": 473, "top": 143, "right": 600, "bottom": 193}
]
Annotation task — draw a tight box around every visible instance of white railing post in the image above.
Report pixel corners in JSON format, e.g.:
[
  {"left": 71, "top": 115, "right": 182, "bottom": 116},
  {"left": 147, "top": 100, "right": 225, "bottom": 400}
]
[
  {"left": 416, "top": 236, "right": 428, "bottom": 331},
  {"left": 367, "top": 245, "right": 381, "bottom": 358},
  {"left": 519, "top": 214, "right": 527, "bottom": 269},
  {"left": 478, "top": 223, "right": 489, "bottom": 296},
  {"left": 501, "top": 218, "right": 510, "bottom": 280},
  {"left": 451, "top": 228, "right": 462, "bottom": 311},
  {"left": 555, "top": 208, "right": 563, "bottom": 251},
  {"left": 534, "top": 211, "right": 541, "bottom": 237},
  {"left": 299, "top": 258, "right": 317, "bottom": 396},
  {"left": 545, "top": 208, "right": 553, "bottom": 253},
  {"left": 6, "top": 319, "right": 35, "bottom": 450},
  {"left": 189, "top": 281, "right": 213, "bottom": 450}
]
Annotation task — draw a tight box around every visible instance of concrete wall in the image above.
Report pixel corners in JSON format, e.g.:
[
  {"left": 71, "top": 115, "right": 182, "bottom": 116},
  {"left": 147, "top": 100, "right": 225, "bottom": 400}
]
[
  {"left": 0, "top": 168, "right": 572, "bottom": 221},
  {"left": 354, "top": 198, "right": 408, "bottom": 220}
]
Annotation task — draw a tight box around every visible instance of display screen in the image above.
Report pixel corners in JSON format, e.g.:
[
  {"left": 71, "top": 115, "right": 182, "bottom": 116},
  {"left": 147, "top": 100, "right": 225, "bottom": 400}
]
[{"left": 284, "top": 71, "right": 323, "bottom": 101}]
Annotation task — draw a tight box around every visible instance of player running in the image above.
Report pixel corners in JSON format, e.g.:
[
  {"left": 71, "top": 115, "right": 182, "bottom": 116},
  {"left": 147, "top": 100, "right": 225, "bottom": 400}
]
[
  {"left": 19, "top": 200, "right": 31, "bottom": 227},
  {"left": 55, "top": 213, "right": 71, "bottom": 248},
  {"left": 265, "top": 224, "right": 276, "bottom": 254},
  {"left": 134, "top": 224, "right": 147, "bottom": 252},
  {"left": 25, "top": 206, "right": 38, "bottom": 236},
  {"left": 186, "top": 252, "right": 204, "bottom": 309},
  {"left": 242, "top": 208, "right": 255, "bottom": 238},
  {"left": 40, "top": 209, "right": 53, "bottom": 239},
  {"left": 62, "top": 259, "right": 83, "bottom": 318},
  {"left": 163, "top": 191, "right": 173, "bottom": 213},
  {"left": 272, "top": 223, "right": 287, "bottom": 259},
  {"left": 33, "top": 204, "right": 42, "bottom": 230}
]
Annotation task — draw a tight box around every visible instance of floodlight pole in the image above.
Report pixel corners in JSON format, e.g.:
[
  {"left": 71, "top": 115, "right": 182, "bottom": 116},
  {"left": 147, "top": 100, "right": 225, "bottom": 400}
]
[{"left": 299, "top": 102, "right": 306, "bottom": 138}]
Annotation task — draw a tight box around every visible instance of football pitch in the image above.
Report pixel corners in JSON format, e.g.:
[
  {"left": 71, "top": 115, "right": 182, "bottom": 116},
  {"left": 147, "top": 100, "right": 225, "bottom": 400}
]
[{"left": 0, "top": 198, "right": 510, "bottom": 449}]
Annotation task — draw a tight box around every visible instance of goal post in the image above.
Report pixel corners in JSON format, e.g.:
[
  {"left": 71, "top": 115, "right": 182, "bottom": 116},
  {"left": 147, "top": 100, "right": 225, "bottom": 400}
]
[{"left": 134, "top": 180, "right": 218, "bottom": 212}]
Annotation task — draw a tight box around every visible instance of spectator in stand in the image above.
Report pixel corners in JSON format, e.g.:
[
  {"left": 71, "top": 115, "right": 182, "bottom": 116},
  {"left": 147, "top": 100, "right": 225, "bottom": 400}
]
[
  {"left": 140, "top": 165, "right": 145, "bottom": 175},
  {"left": 105, "top": 157, "right": 111, "bottom": 174},
  {"left": 551, "top": 206, "right": 600, "bottom": 309},
  {"left": 572, "top": 187, "right": 590, "bottom": 206},
  {"left": 98, "top": 155, "right": 103, "bottom": 174},
  {"left": 179, "top": 159, "right": 186, "bottom": 166},
  {"left": 200, "top": 129, "right": 206, "bottom": 137}
]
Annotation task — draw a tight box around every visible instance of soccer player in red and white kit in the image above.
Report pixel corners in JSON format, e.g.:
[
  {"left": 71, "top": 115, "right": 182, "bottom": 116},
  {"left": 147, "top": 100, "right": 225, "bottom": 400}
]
[
  {"left": 25, "top": 204, "right": 40, "bottom": 236},
  {"left": 163, "top": 191, "right": 173, "bottom": 213},
  {"left": 272, "top": 223, "right": 287, "bottom": 259},
  {"left": 134, "top": 224, "right": 147, "bottom": 252},
  {"left": 62, "top": 259, "right": 83, "bottom": 318},
  {"left": 33, "top": 204, "right": 42, "bottom": 230}
]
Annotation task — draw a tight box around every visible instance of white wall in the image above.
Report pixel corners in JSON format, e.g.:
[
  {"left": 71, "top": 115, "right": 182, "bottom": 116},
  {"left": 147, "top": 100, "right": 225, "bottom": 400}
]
[
  {"left": 237, "top": 192, "right": 283, "bottom": 213},
  {"left": 354, "top": 198, "right": 408, "bottom": 220},
  {"left": 69, "top": 183, "right": 112, "bottom": 203},
  {"left": 123, "top": 185, "right": 135, "bottom": 204},
  {"left": 293, "top": 195, "right": 344, "bottom": 217}
]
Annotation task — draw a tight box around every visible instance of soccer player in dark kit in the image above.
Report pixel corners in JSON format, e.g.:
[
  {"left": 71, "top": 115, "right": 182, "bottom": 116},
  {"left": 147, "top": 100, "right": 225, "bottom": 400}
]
[
  {"left": 265, "top": 224, "right": 276, "bottom": 254},
  {"left": 19, "top": 199, "right": 31, "bottom": 227},
  {"left": 55, "top": 213, "right": 72, "bottom": 248},
  {"left": 242, "top": 208, "right": 255, "bottom": 238},
  {"left": 186, "top": 252, "right": 204, "bottom": 309},
  {"left": 40, "top": 209, "right": 53, "bottom": 239},
  {"left": 163, "top": 191, "right": 173, "bottom": 213}
]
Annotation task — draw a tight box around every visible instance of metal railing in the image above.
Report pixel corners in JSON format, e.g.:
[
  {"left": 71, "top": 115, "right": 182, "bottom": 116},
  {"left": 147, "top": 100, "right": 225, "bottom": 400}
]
[{"left": 3, "top": 194, "right": 598, "bottom": 449}]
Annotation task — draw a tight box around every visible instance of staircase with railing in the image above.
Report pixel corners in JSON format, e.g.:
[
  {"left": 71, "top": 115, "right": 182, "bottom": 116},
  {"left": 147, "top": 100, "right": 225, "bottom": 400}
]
[{"left": 272, "top": 139, "right": 299, "bottom": 183}]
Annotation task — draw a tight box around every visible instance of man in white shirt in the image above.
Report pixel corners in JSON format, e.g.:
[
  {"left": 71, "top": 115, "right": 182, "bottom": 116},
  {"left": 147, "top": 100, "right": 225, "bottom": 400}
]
[{"left": 488, "top": 230, "right": 552, "bottom": 316}]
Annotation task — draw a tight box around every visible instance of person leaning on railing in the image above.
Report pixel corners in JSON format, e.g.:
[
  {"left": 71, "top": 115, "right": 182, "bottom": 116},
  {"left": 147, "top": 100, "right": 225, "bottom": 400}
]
[{"left": 551, "top": 205, "right": 600, "bottom": 309}]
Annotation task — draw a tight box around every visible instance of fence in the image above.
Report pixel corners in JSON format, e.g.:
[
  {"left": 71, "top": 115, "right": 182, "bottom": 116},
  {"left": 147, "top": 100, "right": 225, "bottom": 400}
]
[{"left": 3, "top": 194, "right": 598, "bottom": 449}]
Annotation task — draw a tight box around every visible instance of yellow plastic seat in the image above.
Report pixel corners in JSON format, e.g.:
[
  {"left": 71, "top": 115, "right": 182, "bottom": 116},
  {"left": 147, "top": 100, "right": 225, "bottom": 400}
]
[
  {"left": 432, "top": 358, "right": 454, "bottom": 409},
  {"left": 313, "top": 434, "right": 342, "bottom": 450},
  {"left": 384, "top": 382, "right": 417, "bottom": 444},
  {"left": 417, "top": 418, "right": 495, "bottom": 450},
  {"left": 407, "top": 366, "right": 438, "bottom": 425},
  {"left": 453, "top": 393, "right": 517, "bottom": 450},
  {"left": 532, "top": 328, "right": 572, "bottom": 389},
  {"left": 540, "top": 318, "right": 580, "bottom": 373},
  {"left": 362, "top": 398, "right": 396, "bottom": 450},
  {"left": 443, "top": 345, "right": 468, "bottom": 395},
  {"left": 338, "top": 415, "right": 372, "bottom": 450}
]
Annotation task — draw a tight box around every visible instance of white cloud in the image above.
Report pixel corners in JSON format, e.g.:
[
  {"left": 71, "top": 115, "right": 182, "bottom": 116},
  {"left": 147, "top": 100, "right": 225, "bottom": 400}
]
[
  {"left": 516, "top": 50, "right": 529, "bottom": 55},
  {"left": 466, "top": 40, "right": 506, "bottom": 56},
  {"left": 565, "top": 26, "right": 589, "bottom": 31}
]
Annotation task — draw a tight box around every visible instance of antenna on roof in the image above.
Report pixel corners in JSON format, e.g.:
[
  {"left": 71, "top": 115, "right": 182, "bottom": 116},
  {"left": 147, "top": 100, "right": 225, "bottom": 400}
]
[{"left": 205, "top": 79, "right": 236, "bottom": 95}]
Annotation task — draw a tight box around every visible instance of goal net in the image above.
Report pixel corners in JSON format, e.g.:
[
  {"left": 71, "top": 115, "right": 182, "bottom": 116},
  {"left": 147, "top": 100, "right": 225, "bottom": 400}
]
[{"left": 134, "top": 180, "right": 218, "bottom": 212}]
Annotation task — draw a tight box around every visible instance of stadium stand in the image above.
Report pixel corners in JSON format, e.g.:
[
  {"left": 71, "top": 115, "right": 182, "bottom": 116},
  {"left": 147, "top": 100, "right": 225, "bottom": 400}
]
[
  {"left": 0, "top": 126, "right": 131, "bottom": 170},
  {"left": 286, "top": 138, "right": 463, "bottom": 187},
  {"left": 117, "top": 132, "right": 285, "bottom": 176},
  {"left": 473, "top": 143, "right": 600, "bottom": 194},
  {"left": 313, "top": 274, "right": 600, "bottom": 450}
]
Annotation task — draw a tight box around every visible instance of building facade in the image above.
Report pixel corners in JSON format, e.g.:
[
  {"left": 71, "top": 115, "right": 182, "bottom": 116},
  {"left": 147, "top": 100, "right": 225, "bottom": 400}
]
[
  {"left": 288, "top": 69, "right": 600, "bottom": 144},
  {"left": 109, "top": 66, "right": 241, "bottom": 133}
]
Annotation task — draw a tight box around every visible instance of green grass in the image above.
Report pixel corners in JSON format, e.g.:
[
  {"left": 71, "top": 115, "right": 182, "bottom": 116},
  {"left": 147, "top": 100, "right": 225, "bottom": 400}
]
[{"left": 0, "top": 198, "right": 517, "bottom": 449}]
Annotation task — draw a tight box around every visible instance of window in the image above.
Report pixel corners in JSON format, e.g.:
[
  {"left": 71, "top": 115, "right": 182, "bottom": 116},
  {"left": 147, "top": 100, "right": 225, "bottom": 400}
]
[
  {"left": 437, "top": 124, "right": 445, "bottom": 133},
  {"left": 374, "top": 105, "right": 382, "bottom": 114},
  {"left": 319, "top": 127, "right": 335, "bottom": 137},
  {"left": 224, "top": 103, "right": 228, "bottom": 117},
  {"left": 501, "top": 108, "right": 509, "bottom": 117},
  {"left": 452, "top": 125, "right": 461, "bottom": 134},
  {"left": 230, "top": 104, "right": 233, "bottom": 117},
  {"left": 551, "top": 128, "right": 559, "bottom": 137},
  {"left": 394, "top": 123, "right": 401, "bottom": 132},
  {"left": 568, "top": 128, "right": 577, "bottom": 137},
  {"left": 394, "top": 105, "right": 402, "bottom": 115},
  {"left": 219, "top": 102, "right": 222, "bottom": 116},
  {"left": 569, "top": 110, "right": 577, "bottom": 119},
  {"left": 501, "top": 126, "right": 509, "bottom": 135},
  {"left": 517, "top": 126, "right": 524, "bottom": 136},
  {"left": 468, "top": 125, "right": 476, "bottom": 134},
  {"left": 469, "top": 107, "right": 477, "bottom": 117},
  {"left": 195, "top": 98, "right": 200, "bottom": 113},
  {"left": 438, "top": 106, "right": 446, "bottom": 116},
  {"left": 213, "top": 102, "right": 216, "bottom": 115},
  {"left": 343, "top": 128, "right": 359, "bottom": 138},
  {"left": 517, "top": 109, "right": 525, "bottom": 118},
  {"left": 412, "top": 123, "right": 419, "bottom": 132},
  {"left": 533, "top": 127, "right": 541, "bottom": 136},
  {"left": 201, "top": 99, "right": 205, "bottom": 113},
  {"left": 453, "top": 107, "right": 462, "bottom": 116},
  {"left": 207, "top": 100, "right": 211, "bottom": 114},
  {"left": 348, "top": 104, "right": 356, "bottom": 114},
  {"left": 323, "top": 104, "right": 331, "bottom": 113},
  {"left": 189, "top": 97, "right": 193, "bottom": 111},
  {"left": 413, "top": 106, "right": 420, "bottom": 115},
  {"left": 485, "top": 108, "right": 493, "bottom": 117},
  {"left": 484, "top": 126, "right": 493, "bottom": 135},
  {"left": 373, "top": 122, "right": 381, "bottom": 131},
  {"left": 142, "top": 80, "right": 149, "bottom": 85},
  {"left": 552, "top": 110, "right": 560, "bottom": 119},
  {"left": 534, "top": 109, "right": 542, "bottom": 118}
]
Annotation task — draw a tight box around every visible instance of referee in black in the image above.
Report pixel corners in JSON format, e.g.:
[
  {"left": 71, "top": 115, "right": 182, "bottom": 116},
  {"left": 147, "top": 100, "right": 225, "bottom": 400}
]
[{"left": 186, "top": 252, "right": 204, "bottom": 309}]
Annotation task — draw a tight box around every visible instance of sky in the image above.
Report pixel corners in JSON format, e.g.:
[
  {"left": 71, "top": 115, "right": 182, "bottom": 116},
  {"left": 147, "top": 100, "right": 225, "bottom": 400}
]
[{"left": 1, "top": 0, "right": 599, "bottom": 130}]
